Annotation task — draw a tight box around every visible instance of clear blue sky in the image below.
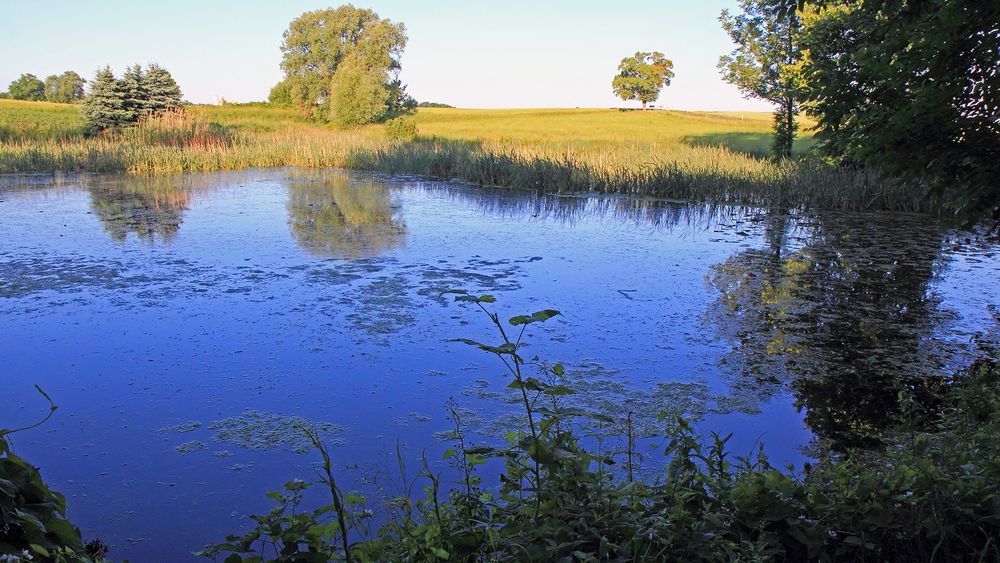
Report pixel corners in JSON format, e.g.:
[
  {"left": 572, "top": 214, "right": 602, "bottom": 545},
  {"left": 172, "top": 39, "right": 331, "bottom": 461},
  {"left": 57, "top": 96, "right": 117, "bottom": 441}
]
[{"left": 3, "top": 0, "right": 773, "bottom": 111}]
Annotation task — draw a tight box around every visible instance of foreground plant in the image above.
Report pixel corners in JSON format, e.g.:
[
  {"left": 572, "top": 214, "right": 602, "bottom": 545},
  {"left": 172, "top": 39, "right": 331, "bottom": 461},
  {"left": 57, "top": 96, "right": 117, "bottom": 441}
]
[
  {"left": 201, "top": 294, "right": 1000, "bottom": 561},
  {"left": 0, "top": 387, "right": 107, "bottom": 562}
]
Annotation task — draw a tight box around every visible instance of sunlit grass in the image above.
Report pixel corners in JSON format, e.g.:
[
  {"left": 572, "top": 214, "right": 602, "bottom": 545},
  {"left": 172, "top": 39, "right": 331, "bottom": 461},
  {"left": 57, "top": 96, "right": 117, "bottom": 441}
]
[{"left": 0, "top": 100, "right": 935, "bottom": 212}]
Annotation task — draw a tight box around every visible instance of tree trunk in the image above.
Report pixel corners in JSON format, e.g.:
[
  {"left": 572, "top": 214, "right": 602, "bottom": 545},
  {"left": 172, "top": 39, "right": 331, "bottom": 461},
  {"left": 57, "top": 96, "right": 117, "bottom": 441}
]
[
  {"left": 641, "top": 100, "right": 647, "bottom": 110},
  {"left": 785, "top": 98, "right": 794, "bottom": 158}
]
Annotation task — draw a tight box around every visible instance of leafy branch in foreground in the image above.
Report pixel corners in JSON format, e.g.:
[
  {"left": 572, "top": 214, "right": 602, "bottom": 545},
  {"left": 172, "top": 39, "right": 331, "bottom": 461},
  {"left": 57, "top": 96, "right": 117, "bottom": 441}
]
[{"left": 1, "top": 387, "right": 108, "bottom": 562}]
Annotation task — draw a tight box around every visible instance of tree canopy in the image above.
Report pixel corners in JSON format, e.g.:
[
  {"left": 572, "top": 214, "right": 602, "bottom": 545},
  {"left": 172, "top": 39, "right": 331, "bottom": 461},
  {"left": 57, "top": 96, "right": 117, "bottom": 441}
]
[
  {"left": 8, "top": 74, "right": 45, "bottom": 101},
  {"left": 43, "top": 71, "right": 86, "bottom": 103},
  {"left": 278, "top": 5, "right": 414, "bottom": 125},
  {"left": 719, "top": 0, "right": 802, "bottom": 158},
  {"left": 795, "top": 0, "right": 1000, "bottom": 224},
  {"left": 611, "top": 52, "right": 674, "bottom": 110}
]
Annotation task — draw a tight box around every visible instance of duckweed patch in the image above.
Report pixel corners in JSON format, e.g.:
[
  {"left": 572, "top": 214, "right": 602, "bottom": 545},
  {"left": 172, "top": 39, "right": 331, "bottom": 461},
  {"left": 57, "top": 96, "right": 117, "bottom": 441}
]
[
  {"left": 208, "top": 410, "right": 344, "bottom": 454},
  {"left": 175, "top": 440, "right": 208, "bottom": 455},
  {"left": 454, "top": 361, "right": 763, "bottom": 439},
  {"left": 159, "top": 421, "right": 203, "bottom": 433}
]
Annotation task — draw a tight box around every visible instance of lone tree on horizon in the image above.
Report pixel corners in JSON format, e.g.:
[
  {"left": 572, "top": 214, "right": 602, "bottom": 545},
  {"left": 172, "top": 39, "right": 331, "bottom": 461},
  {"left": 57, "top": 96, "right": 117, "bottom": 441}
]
[{"left": 612, "top": 52, "right": 674, "bottom": 110}]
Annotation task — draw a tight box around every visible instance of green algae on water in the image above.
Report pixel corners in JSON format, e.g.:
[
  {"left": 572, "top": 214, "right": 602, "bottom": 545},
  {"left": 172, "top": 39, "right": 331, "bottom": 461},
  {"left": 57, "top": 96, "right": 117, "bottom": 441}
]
[
  {"left": 175, "top": 440, "right": 208, "bottom": 454},
  {"left": 208, "top": 410, "right": 344, "bottom": 454}
]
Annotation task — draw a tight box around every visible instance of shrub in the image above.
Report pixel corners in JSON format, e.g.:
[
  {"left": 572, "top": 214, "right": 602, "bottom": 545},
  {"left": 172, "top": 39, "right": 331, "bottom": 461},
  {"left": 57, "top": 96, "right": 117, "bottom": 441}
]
[{"left": 384, "top": 117, "right": 417, "bottom": 141}]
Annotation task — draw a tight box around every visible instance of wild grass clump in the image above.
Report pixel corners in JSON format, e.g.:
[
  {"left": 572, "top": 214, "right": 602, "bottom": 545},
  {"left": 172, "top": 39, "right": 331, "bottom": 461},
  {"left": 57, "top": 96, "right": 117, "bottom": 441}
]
[{"left": 0, "top": 100, "right": 943, "bottom": 213}]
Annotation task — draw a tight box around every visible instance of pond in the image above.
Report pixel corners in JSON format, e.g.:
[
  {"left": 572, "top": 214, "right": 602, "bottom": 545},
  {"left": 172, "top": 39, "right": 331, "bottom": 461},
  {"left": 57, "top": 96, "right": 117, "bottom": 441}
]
[{"left": 1, "top": 168, "right": 997, "bottom": 561}]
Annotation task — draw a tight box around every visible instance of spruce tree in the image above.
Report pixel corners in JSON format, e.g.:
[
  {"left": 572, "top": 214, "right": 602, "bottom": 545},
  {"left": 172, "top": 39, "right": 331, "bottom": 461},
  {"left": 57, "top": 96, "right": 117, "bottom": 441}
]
[
  {"left": 142, "top": 64, "right": 183, "bottom": 113},
  {"left": 120, "top": 64, "right": 149, "bottom": 122},
  {"left": 81, "top": 67, "right": 130, "bottom": 133}
]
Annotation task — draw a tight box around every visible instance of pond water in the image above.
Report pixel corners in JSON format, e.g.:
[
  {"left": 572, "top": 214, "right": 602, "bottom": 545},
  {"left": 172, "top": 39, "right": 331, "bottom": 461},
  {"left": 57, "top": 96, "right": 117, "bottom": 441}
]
[{"left": 1, "top": 168, "right": 997, "bottom": 561}]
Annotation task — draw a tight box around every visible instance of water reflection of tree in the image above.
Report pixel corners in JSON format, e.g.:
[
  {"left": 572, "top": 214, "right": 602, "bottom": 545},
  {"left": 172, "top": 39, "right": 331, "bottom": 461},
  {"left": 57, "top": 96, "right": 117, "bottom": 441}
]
[
  {"left": 287, "top": 173, "right": 406, "bottom": 259},
  {"left": 88, "top": 176, "right": 193, "bottom": 243},
  {"left": 710, "top": 212, "right": 948, "bottom": 448}
]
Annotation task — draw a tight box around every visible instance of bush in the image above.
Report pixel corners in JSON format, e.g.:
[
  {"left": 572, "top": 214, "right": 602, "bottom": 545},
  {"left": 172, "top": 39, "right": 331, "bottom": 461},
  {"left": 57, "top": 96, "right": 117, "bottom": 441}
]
[{"left": 384, "top": 117, "right": 417, "bottom": 141}]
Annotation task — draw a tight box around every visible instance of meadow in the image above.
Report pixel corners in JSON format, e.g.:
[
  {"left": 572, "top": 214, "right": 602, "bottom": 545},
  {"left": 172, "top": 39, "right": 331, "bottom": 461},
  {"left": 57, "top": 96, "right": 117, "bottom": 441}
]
[{"left": 0, "top": 99, "right": 936, "bottom": 213}]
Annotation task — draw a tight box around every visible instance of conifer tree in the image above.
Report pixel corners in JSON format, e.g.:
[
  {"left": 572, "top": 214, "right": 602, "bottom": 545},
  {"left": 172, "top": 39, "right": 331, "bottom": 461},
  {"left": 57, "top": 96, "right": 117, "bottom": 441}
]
[
  {"left": 81, "top": 67, "right": 130, "bottom": 133},
  {"left": 119, "top": 64, "right": 149, "bottom": 122},
  {"left": 142, "top": 64, "right": 183, "bottom": 113}
]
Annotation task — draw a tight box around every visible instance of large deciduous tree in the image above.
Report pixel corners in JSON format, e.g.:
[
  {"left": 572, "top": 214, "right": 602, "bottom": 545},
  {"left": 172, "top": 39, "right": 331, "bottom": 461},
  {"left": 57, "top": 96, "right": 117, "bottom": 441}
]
[
  {"left": 796, "top": 0, "right": 1000, "bottom": 225},
  {"left": 611, "top": 52, "right": 674, "bottom": 110},
  {"left": 718, "top": 0, "right": 802, "bottom": 159},
  {"left": 43, "top": 71, "right": 86, "bottom": 103},
  {"left": 279, "top": 5, "right": 411, "bottom": 125},
  {"left": 8, "top": 74, "right": 46, "bottom": 101}
]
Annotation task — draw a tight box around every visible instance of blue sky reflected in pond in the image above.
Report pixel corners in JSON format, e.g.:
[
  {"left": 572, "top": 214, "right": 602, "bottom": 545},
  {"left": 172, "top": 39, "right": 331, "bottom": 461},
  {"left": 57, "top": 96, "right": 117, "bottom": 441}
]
[{"left": 1, "top": 169, "right": 996, "bottom": 561}]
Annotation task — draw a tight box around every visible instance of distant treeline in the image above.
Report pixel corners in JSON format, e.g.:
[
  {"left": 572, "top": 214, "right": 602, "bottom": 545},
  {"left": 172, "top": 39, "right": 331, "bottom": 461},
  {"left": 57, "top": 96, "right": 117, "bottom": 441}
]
[
  {"left": 2, "top": 71, "right": 86, "bottom": 103},
  {"left": 417, "top": 101, "right": 454, "bottom": 108}
]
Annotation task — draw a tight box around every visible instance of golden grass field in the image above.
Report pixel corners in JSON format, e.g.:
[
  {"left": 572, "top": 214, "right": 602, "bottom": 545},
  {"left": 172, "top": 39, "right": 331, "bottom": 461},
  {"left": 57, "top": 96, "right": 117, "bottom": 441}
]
[{"left": 0, "top": 99, "right": 932, "bottom": 213}]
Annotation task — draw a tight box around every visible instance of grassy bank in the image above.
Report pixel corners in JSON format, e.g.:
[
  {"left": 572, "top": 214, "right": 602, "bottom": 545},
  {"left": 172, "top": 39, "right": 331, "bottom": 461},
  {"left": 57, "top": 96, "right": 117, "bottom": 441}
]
[{"left": 0, "top": 100, "right": 938, "bottom": 213}]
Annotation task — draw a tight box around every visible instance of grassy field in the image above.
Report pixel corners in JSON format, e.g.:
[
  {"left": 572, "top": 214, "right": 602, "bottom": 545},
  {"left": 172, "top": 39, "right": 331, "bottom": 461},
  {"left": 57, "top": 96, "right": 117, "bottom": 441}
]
[{"left": 0, "top": 99, "right": 934, "bottom": 213}]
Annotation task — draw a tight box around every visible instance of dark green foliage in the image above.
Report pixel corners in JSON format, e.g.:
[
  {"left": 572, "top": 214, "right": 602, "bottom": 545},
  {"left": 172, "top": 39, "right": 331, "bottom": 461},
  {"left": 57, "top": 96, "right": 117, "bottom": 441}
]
[
  {"left": 120, "top": 64, "right": 150, "bottom": 121},
  {"left": 611, "top": 52, "right": 674, "bottom": 110},
  {"left": 1, "top": 387, "right": 104, "bottom": 562},
  {"left": 719, "top": 0, "right": 802, "bottom": 159},
  {"left": 43, "top": 71, "right": 86, "bottom": 104},
  {"left": 279, "top": 6, "right": 411, "bottom": 124},
  {"left": 797, "top": 0, "right": 1000, "bottom": 224},
  {"left": 81, "top": 67, "right": 131, "bottom": 133},
  {"left": 417, "top": 102, "right": 454, "bottom": 109},
  {"left": 204, "top": 294, "right": 1000, "bottom": 561},
  {"left": 7, "top": 74, "right": 45, "bottom": 101},
  {"left": 142, "top": 64, "right": 183, "bottom": 114}
]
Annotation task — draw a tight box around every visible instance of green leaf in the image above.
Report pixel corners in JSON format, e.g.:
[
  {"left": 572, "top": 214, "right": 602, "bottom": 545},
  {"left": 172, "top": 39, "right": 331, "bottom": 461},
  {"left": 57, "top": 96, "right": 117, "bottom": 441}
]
[
  {"left": 551, "top": 363, "right": 565, "bottom": 376},
  {"left": 543, "top": 385, "right": 575, "bottom": 396},
  {"left": 509, "top": 309, "right": 561, "bottom": 325}
]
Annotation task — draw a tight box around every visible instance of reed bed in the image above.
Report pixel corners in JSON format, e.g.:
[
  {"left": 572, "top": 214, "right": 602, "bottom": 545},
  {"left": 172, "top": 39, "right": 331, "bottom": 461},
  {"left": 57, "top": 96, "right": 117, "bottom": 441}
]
[{"left": 0, "top": 100, "right": 938, "bottom": 213}]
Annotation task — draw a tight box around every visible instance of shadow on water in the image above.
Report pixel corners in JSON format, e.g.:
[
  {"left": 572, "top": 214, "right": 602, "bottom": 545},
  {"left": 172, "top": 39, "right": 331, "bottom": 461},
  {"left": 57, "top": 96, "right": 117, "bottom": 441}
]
[
  {"left": 419, "top": 178, "right": 763, "bottom": 232},
  {"left": 287, "top": 171, "right": 407, "bottom": 259},
  {"left": 707, "top": 210, "right": 972, "bottom": 448}
]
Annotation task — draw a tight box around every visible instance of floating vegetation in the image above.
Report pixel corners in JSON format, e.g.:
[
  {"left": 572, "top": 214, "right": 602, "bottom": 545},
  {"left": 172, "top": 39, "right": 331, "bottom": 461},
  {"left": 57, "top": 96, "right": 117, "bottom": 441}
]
[
  {"left": 343, "top": 274, "right": 418, "bottom": 340},
  {"left": 453, "top": 360, "right": 762, "bottom": 440},
  {"left": 159, "top": 421, "right": 203, "bottom": 433},
  {"left": 207, "top": 410, "right": 344, "bottom": 454},
  {"left": 213, "top": 450, "right": 233, "bottom": 458},
  {"left": 175, "top": 440, "right": 208, "bottom": 455}
]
